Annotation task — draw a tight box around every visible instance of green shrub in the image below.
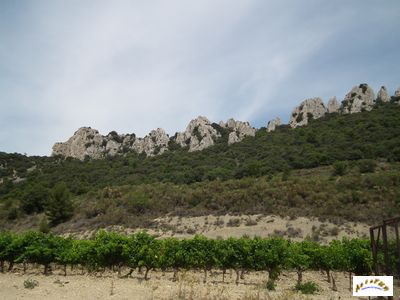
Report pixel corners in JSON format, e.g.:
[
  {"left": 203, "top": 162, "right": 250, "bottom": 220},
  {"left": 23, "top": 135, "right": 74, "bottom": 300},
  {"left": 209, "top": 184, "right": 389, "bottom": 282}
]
[
  {"left": 332, "top": 161, "right": 348, "bottom": 176},
  {"left": 227, "top": 218, "right": 241, "bottom": 227},
  {"left": 265, "top": 279, "right": 276, "bottom": 290},
  {"left": 39, "top": 217, "right": 50, "bottom": 233},
  {"left": 295, "top": 281, "right": 319, "bottom": 294},
  {"left": 358, "top": 159, "right": 377, "bottom": 173},
  {"left": 24, "top": 278, "right": 39, "bottom": 289}
]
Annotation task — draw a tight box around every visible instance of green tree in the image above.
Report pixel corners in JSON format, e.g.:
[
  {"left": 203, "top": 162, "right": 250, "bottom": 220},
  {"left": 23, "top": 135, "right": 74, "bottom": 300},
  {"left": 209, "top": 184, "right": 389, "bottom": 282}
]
[
  {"left": 123, "top": 231, "right": 160, "bottom": 280},
  {"left": 183, "top": 235, "right": 216, "bottom": 283},
  {"left": 253, "top": 237, "right": 288, "bottom": 289},
  {"left": 45, "top": 183, "right": 74, "bottom": 226},
  {"left": 21, "top": 184, "right": 49, "bottom": 214},
  {"left": 287, "top": 241, "right": 313, "bottom": 285},
  {"left": 17, "top": 232, "right": 58, "bottom": 275},
  {"left": 158, "top": 237, "right": 185, "bottom": 281},
  {"left": 0, "top": 232, "right": 14, "bottom": 272},
  {"left": 341, "top": 238, "right": 372, "bottom": 291},
  {"left": 93, "top": 231, "right": 128, "bottom": 274}
]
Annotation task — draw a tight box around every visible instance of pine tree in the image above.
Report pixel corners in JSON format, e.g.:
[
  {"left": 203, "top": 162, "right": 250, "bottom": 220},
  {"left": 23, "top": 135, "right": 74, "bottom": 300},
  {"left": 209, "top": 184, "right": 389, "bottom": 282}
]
[{"left": 45, "top": 183, "right": 73, "bottom": 226}]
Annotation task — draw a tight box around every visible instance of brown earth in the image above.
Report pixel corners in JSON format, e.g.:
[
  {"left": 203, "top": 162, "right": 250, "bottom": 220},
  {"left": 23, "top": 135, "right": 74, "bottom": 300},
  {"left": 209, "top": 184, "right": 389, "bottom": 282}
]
[
  {"left": 63, "top": 214, "right": 370, "bottom": 243},
  {"left": 2, "top": 267, "right": 397, "bottom": 300}
]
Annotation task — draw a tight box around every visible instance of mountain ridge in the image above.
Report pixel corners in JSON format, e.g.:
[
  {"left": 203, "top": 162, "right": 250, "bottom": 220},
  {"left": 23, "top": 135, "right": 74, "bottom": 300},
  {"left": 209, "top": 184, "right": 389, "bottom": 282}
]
[{"left": 52, "top": 83, "right": 400, "bottom": 160}]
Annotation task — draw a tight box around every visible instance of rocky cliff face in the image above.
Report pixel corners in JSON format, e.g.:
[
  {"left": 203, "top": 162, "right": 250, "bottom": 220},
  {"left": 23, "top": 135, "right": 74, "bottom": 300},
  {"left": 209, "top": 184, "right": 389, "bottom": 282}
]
[
  {"left": 327, "top": 97, "right": 340, "bottom": 113},
  {"left": 52, "top": 127, "right": 109, "bottom": 160},
  {"left": 175, "top": 116, "right": 221, "bottom": 152},
  {"left": 392, "top": 87, "right": 400, "bottom": 104},
  {"left": 52, "top": 127, "right": 169, "bottom": 160},
  {"left": 132, "top": 128, "right": 169, "bottom": 156},
  {"left": 377, "top": 86, "right": 390, "bottom": 103},
  {"left": 395, "top": 87, "right": 400, "bottom": 97},
  {"left": 341, "top": 84, "right": 375, "bottom": 114},
  {"left": 266, "top": 117, "right": 281, "bottom": 132},
  {"left": 53, "top": 116, "right": 257, "bottom": 159},
  {"left": 219, "top": 118, "right": 256, "bottom": 145},
  {"left": 289, "top": 98, "right": 327, "bottom": 128},
  {"left": 393, "top": 87, "right": 400, "bottom": 100}
]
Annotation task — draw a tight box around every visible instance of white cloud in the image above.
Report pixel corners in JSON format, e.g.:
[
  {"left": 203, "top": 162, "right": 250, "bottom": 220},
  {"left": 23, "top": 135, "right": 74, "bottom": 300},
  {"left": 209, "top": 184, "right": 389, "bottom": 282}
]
[{"left": 0, "top": 1, "right": 399, "bottom": 155}]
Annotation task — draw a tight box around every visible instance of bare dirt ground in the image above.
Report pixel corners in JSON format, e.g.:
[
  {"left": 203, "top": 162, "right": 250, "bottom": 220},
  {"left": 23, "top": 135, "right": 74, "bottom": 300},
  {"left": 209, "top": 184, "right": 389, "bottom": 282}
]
[
  {"left": 2, "top": 267, "right": 396, "bottom": 300},
  {"left": 68, "top": 214, "right": 370, "bottom": 243}
]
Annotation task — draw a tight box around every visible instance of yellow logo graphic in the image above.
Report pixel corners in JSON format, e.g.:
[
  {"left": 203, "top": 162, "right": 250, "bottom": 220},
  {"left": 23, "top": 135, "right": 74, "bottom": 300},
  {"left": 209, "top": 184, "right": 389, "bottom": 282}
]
[
  {"left": 353, "top": 276, "right": 393, "bottom": 297},
  {"left": 355, "top": 278, "right": 389, "bottom": 292}
]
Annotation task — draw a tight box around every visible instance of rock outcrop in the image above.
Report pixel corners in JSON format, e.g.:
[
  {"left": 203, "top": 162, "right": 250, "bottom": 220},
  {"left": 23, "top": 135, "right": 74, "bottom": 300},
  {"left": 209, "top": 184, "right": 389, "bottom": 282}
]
[
  {"left": 377, "top": 86, "right": 390, "bottom": 103},
  {"left": 341, "top": 84, "right": 375, "bottom": 114},
  {"left": 105, "top": 131, "right": 136, "bottom": 157},
  {"left": 392, "top": 90, "right": 400, "bottom": 102},
  {"left": 53, "top": 83, "right": 397, "bottom": 160},
  {"left": 266, "top": 117, "right": 281, "bottom": 132},
  {"left": 175, "top": 116, "right": 221, "bottom": 152},
  {"left": 392, "top": 87, "right": 400, "bottom": 104},
  {"left": 52, "top": 116, "right": 258, "bottom": 159},
  {"left": 52, "top": 127, "right": 169, "bottom": 160},
  {"left": 52, "top": 127, "right": 108, "bottom": 160},
  {"left": 289, "top": 98, "right": 326, "bottom": 128},
  {"left": 219, "top": 118, "right": 256, "bottom": 145},
  {"left": 327, "top": 97, "right": 340, "bottom": 113},
  {"left": 132, "top": 128, "right": 169, "bottom": 156}
]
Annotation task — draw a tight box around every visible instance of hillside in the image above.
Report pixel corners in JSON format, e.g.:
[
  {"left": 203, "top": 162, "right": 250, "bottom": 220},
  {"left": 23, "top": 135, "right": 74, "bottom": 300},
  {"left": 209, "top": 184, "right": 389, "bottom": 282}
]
[{"left": 0, "top": 102, "right": 399, "bottom": 232}]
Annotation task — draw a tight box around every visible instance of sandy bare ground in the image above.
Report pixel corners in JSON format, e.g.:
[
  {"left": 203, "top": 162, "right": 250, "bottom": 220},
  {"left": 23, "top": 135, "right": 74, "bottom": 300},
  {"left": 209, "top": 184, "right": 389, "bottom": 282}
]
[
  {"left": 68, "top": 214, "right": 370, "bottom": 243},
  {"left": 1, "top": 267, "right": 397, "bottom": 300}
]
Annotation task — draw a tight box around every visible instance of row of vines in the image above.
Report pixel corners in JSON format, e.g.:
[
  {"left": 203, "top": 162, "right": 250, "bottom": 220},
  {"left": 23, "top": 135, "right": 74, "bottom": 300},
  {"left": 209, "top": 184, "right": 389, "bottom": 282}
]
[{"left": 0, "top": 231, "right": 390, "bottom": 290}]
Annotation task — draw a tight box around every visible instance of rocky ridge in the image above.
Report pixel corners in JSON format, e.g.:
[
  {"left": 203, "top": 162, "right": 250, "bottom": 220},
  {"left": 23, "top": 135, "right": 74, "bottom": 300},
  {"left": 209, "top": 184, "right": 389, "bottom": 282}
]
[
  {"left": 53, "top": 117, "right": 256, "bottom": 159},
  {"left": 377, "top": 86, "right": 391, "bottom": 103},
  {"left": 218, "top": 119, "right": 256, "bottom": 145},
  {"left": 266, "top": 117, "right": 281, "bottom": 132},
  {"left": 341, "top": 84, "right": 375, "bottom": 114},
  {"left": 53, "top": 83, "right": 399, "bottom": 159},
  {"left": 175, "top": 116, "right": 221, "bottom": 152},
  {"left": 286, "top": 84, "right": 399, "bottom": 128},
  {"left": 327, "top": 97, "right": 340, "bottom": 114},
  {"left": 52, "top": 127, "right": 170, "bottom": 160},
  {"left": 288, "top": 98, "right": 326, "bottom": 128}
]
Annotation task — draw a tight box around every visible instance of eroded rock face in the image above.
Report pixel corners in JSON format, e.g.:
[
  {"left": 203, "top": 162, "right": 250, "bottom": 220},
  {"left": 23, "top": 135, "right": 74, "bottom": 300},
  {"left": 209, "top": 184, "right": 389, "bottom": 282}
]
[
  {"left": 341, "top": 84, "right": 375, "bottom": 114},
  {"left": 219, "top": 118, "right": 256, "bottom": 145},
  {"left": 52, "top": 127, "right": 107, "bottom": 160},
  {"left": 266, "top": 117, "right": 281, "bottom": 132},
  {"left": 132, "top": 128, "right": 169, "bottom": 156},
  {"left": 52, "top": 116, "right": 256, "bottom": 159},
  {"left": 52, "top": 127, "right": 170, "bottom": 160},
  {"left": 289, "top": 98, "right": 326, "bottom": 128},
  {"left": 395, "top": 87, "right": 400, "bottom": 97},
  {"left": 175, "top": 116, "right": 221, "bottom": 152},
  {"left": 377, "top": 86, "right": 390, "bottom": 103},
  {"left": 327, "top": 97, "right": 340, "bottom": 113},
  {"left": 392, "top": 87, "right": 400, "bottom": 104}
]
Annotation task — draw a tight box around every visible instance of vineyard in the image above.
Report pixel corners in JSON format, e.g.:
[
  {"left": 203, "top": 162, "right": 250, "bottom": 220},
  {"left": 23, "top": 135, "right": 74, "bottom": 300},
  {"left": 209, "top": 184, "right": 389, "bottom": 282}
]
[{"left": 0, "top": 230, "right": 390, "bottom": 293}]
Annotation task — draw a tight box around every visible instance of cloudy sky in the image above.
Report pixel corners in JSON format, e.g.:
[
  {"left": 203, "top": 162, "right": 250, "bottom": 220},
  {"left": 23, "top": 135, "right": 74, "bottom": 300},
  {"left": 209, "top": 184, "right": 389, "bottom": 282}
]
[{"left": 1, "top": 1, "right": 399, "bottom": 156}]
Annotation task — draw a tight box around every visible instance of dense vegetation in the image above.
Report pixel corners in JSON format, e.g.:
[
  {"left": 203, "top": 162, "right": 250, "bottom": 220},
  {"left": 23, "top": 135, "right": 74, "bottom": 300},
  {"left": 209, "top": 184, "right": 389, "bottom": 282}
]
[
  {"left": 0, "top": 230, "right": 380, "bottom": 290},
  {"left": 0, "top": 102, "right": 400, "bottom": 228},
  {"left": 66, "top": 163, "right": 399, "bottom": 230}
]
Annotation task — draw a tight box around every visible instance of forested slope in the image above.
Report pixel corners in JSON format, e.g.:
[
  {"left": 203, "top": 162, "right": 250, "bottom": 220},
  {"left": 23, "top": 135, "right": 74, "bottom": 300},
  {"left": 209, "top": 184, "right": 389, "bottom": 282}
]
[{"left": 0, "top": 103, "right": 399, "bottom": 229}]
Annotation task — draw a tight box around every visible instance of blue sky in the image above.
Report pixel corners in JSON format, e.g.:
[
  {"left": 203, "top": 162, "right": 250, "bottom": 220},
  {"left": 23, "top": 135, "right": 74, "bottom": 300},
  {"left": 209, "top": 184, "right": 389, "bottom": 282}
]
[{"left": 1, "top": 0, "right": 399, "bottom": 156}]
